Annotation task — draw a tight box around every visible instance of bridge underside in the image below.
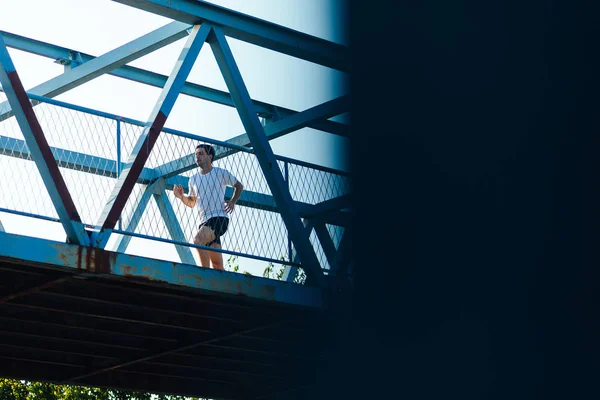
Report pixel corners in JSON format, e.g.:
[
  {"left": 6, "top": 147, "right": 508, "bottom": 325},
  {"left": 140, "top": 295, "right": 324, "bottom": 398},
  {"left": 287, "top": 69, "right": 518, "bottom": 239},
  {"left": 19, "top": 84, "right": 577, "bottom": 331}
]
[{"left": 0, "top": 232, "right": 333, "bottom": 400}]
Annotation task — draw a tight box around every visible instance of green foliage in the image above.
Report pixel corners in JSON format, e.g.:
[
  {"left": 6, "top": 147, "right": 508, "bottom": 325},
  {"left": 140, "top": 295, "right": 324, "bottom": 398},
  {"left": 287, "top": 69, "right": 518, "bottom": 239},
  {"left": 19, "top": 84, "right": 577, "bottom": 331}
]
[
  {"left": 262, "top": 257, "right": 306, "bottom": 285},
  {"left": 262, "top": 262, "right": 274, "bottom": 278},
  {"left": 0, "top": 380, "right": 209, "bottom": 400},
  {"left": 227, "top": 252, "right": 306, "bottom": 284},
  {"left": 225, "top": 254, "right": 239, "bottom": 273},
  {"left": 110, "top": 389, "right": 153, "bottom": 399},
  {"left": 28, "top": 382, "right": 56, "bottom": 399},
  {"left": 294, "top": 267, "right": 307, "bottom": 285},
  {"left": 226, "top": 253, "right": 253, "bottom": 277},
  {"left": 61, "top": 385, "right": 110, "bottom": 400},
  {"left": 0, "top": 378, "right": 28, "bottom": 400}
]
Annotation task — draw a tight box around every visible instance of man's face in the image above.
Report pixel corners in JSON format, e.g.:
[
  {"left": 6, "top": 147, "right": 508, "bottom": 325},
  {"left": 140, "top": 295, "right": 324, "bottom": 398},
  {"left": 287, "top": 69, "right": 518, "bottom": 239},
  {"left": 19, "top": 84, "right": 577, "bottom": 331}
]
[{"left": 195, "top": 148, "right": 210, "bottom": 167}]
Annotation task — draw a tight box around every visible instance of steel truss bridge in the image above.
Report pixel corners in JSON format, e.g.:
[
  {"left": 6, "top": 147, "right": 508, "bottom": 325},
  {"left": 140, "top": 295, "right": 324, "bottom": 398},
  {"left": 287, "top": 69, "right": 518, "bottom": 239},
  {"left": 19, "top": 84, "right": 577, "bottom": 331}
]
[{"left": 0, "top": 1, "right": 351, "bottom": 399}]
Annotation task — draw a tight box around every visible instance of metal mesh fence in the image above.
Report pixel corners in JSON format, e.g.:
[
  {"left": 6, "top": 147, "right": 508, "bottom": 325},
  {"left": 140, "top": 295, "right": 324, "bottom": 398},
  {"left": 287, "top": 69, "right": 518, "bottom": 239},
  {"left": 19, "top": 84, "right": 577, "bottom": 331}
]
[
  {"left": 0, "top": 93, "right": 350, "bottom": 272},
  {"left": 35, "top": 101, "right": 118, "bottom": 225},
  {"left": 287, "top": 161, "right": 350, "bottom": 205},
  {"left": 0, "top": 93, "right": 58, "bottom": 220},
  {"left": 118, "top": 129, "right": 294, "bottom": 264}
]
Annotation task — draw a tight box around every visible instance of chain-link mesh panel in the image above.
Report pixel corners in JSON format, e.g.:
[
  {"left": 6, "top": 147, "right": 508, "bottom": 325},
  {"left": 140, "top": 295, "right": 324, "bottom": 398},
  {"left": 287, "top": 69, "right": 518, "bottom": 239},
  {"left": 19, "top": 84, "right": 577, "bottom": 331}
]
[
  {"left": 131, "top": 187, "right": 171, "bottom": 240},
  {"left": 223, "top": 152, "right": 271, "bottom": 196},
  {"left": 325, "top": 223, "right": 345, "bottom": 270},
  {"left": 32, "top": 102, "right": 118, "bottom": 225},
  {"left": 58, "top": 168, "right": 116, "bottom": 225},
  {"left": 119, "top": 182, "right": 147, "bottom": 233},
  {"left": 0, "top": 93, "right": 58, "bottom": 219},
  {"left": 0, "top": 155, "right": 59, "bottom": 219},
  {"left": 285, "top": 222, "right": 346, "bottom": 273},
  {"left": 0, "top": 93, "right": 351, "bottom": 273},
  {"left": 117, "top": 130, "right": 293, "bottom": 265},
  {"left": 119, "top": 121, "right": 145, "bottom": 169},
  {"left": 0, "top": 94, "right": 122, "bottom": 225},
  {"left": 285, "top": 161, "right": 350, "bottom": 269},
  {"left": 286, "top": 162, "right": 351, "bottom": 204}
]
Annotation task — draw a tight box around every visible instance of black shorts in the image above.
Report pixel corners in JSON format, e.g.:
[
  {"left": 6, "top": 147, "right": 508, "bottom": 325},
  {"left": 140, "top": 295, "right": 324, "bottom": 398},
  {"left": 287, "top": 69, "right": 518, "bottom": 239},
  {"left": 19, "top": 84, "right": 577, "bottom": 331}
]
[{"left": 199, "top": 217, "right": 229, "bottom": 246}]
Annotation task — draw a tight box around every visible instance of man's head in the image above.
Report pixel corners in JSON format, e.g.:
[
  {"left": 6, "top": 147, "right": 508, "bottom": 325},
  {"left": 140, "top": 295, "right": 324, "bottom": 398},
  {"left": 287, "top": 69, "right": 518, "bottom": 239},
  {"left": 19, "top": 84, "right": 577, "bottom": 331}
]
[{"left": 195, "top": 143, "right": 215, "bottom": 168}]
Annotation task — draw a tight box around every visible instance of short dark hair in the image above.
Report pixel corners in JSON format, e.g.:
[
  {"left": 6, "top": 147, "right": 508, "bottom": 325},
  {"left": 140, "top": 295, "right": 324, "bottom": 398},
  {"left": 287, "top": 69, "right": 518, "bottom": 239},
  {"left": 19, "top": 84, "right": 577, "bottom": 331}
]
[{"left": 195, "top": 143, "right": 215, "bottom": 162}]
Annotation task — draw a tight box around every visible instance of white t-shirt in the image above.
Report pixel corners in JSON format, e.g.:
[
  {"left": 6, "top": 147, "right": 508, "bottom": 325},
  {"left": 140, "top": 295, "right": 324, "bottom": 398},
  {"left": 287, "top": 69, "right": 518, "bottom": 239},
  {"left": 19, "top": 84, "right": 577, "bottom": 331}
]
[{"left": 189, "top": 167, "right": 238, "bottom": 224}]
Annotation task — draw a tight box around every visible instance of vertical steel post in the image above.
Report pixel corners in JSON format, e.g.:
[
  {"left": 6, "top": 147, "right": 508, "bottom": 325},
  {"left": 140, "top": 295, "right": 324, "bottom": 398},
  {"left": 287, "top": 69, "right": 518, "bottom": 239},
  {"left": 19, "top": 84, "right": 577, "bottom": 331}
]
[
  {"left": 116, "top": 118, "right": 122, "bottom": 230},
  {"left": 285, "top": 160, "right": 293, "bottom": 264}
]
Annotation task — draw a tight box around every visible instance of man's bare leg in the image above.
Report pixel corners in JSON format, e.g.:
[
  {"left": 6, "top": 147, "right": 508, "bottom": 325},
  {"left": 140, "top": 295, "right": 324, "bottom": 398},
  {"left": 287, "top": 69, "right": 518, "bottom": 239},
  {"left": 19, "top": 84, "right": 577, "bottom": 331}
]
[
  {"left": 194, "top": 226, "right": 216, "bottom": 268},
  {"left": 208, "top": 243, "right": 224, "bottom": 270},
  {"left": 196, "top": 248, "right": 211, "bottom": 267}
]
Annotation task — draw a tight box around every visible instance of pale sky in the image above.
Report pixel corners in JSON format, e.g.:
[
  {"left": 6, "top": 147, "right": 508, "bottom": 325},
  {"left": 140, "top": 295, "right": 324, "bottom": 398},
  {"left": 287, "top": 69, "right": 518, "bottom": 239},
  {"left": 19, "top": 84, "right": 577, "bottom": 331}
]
[{"left": 0, "top": 0, "right": 349, "bottom": 276}]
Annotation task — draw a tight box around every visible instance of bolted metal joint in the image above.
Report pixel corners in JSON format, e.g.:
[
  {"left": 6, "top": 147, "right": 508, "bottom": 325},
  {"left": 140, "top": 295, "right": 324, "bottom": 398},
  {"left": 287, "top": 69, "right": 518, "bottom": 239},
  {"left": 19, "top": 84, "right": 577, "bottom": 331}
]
[{"left": 54, "top": 51, "right": 84, "bottom": 72}]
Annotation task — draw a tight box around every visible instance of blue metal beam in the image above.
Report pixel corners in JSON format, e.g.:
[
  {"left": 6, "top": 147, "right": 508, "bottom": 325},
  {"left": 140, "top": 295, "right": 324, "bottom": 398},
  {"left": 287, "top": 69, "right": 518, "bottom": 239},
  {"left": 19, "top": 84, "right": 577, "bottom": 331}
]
[
  {"left": 0, "top": 135, "right": 157, "bottom": 182},
  {"left": 150, "top": 133, "right": 254, "bottom": 180},
  {"left": 282, "top": 219, "right": 313, "bottom": 282},
  {"left": 109, "top": 66, "right": 348, "bottom": 136},
  {"left": 313, "top": 221, "right": 338, "bottom": 271},
  {"left": 333, "top": 224, "right": 352, "bottom": 277},
  {"left": 151, "top": 179, "right": 196, "bottom": 265},
  {"left": 162, "top": 178, "right": 348, "bottom": 226},
  {"left": 0, "top": 231, "right": 324, "bottom": 308},
  {"left": 94, "top": 24, "right": 212, "bottom": 245},
  {"left": 226, "top": 95, "right": 350, "bottom": 148},
  {"left": 0, "top": 31, "right": 71, "bottom": 60},
  {"left": 207, "top": 27, "right": 325, "bottom": 287},
  {"left": 153, "top": 153, "right": 194, "bottom": 179},
  {"left": 0, "top": 22, "right": 191, "bottom": 121},
  {"left": 0, "top": 134, "right": 349, "bottom": 227},
  {"left": 113, "top": 0, "right": 349, "bottom": 71},
  {"left": 154, "top": 95, "right": 350, "bottom": 180},
  {"left": 113, "top": 184, "right": 152, "bottom": 253},
  {"left": 0, "top": 36, "right": 89, "bottom": 245},
  {"left": 302, "top": 194, "right": 352, "bottom": 219},
  {"left": 0, "top": 30, "right": 348, "bottom": 136}
]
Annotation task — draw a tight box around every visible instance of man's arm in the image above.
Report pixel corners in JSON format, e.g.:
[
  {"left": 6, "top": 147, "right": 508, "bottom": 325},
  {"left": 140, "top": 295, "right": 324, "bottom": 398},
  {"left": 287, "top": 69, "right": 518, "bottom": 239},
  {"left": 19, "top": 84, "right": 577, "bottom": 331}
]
[
  {"left": 174, "top": 184, "right": 197, "bottom": 208},
  {"left": 225, "top": 180, "right": 244, "bottom": 213}
]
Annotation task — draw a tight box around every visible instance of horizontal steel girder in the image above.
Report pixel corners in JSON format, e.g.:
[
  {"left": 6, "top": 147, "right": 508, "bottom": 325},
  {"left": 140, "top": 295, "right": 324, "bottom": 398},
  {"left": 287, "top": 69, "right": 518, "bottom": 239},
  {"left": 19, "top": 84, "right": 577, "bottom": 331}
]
[
  {"left": 0, "top": 135, "right": 350, "bottom": 227},
  {"left": 154, "top": 95, "right": 350, "bottom": 180},
  {"left": 0, "top": 135, "right": 157, "bottom": 182},
  {"left": 112, "top": 0, "right": 349, "bottom": 71},
  {"left": 0, "top": 230, "right": 324, "bottom": 308},
  {"left": 0, "top": 22, "right": 191, "bottom": 122},
  {"left": 0, "top": 30, "right": 348, "bottom": 137}
]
